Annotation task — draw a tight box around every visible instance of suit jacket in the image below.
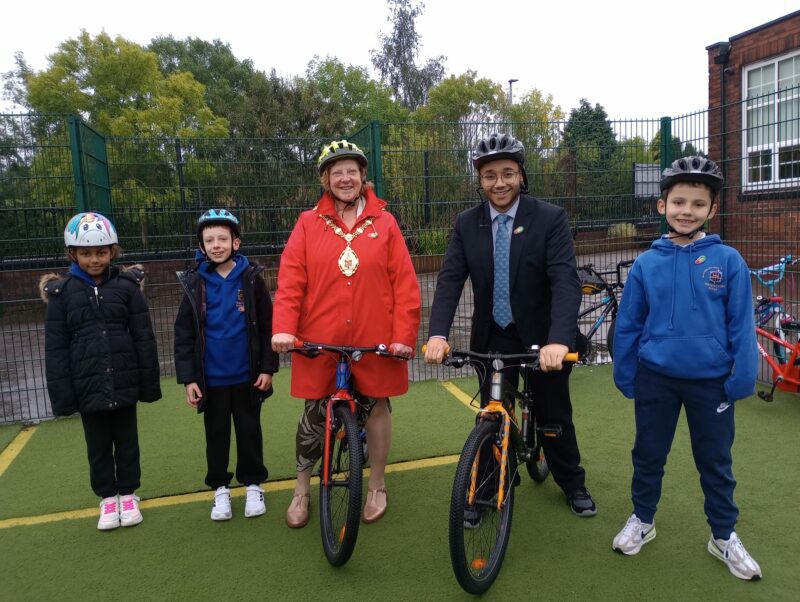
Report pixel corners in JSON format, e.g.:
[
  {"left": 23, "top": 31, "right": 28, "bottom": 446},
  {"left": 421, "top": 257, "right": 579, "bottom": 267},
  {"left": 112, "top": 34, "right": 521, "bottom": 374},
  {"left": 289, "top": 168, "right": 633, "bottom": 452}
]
[{"left": 429, "top": 194, "right": 581, "bottom": 351}]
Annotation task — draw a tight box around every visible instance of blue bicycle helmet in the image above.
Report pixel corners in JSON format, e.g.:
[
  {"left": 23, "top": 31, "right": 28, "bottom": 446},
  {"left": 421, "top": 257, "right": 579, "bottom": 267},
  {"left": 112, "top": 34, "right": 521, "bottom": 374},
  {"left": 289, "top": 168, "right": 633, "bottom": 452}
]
[{"left": 197, "top": 209, "right": 240, "bottom": 240}]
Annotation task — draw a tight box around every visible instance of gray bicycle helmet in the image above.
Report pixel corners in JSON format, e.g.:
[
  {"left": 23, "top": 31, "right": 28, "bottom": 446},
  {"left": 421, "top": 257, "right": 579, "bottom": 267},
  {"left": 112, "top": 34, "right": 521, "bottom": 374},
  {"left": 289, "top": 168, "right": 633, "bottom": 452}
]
[
  {"left": 472, "top": 133, "right": 528, "bottom": 192},
  {"left": 471, "top": 133, "right": 526, "bottom": 169},
  {"left": 660, "top": 156, "right": 724, "bottom": 194}
]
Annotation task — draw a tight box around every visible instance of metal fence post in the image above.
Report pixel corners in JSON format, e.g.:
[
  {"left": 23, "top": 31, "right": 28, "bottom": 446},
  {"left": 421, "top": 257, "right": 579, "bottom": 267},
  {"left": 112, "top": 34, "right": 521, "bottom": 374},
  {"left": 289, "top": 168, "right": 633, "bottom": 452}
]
[
  {"left": 659, "top": 117, "right": 672, "bottom": 235},
  {"left": 68, "top": 115, "right": 86, "bottom": 212},
  {"left": 423, "top": 150, "right": 431, "bottom": 226},
  {"left": 175, "top": 138, "right": 190, "bottom": 252},
  {"left": 369, "top": 120, "right": 384, "bottom": 199}
]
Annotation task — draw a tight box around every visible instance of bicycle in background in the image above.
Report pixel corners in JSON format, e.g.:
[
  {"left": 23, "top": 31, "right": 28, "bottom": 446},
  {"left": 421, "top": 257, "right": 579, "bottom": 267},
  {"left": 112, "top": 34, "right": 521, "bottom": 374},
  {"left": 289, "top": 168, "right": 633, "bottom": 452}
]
[
  {"left": 437, "top": 345, "right": 578, "bottom": 594},
  {"left": 750, "top": 255, "right": 800, "bottom": 400},
  {"left": 288, "top": 341, "right": 406, "bottom": 566},
  {"left": 575, "top": 258, "right": 635, "bottom": 361}
]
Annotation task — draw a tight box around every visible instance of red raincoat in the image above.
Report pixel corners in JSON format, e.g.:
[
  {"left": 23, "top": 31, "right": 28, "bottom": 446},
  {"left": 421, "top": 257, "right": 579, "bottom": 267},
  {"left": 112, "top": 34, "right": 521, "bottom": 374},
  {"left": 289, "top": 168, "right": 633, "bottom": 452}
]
[{"left": 273, "top": 188, "right": 421, "bottom": 398}]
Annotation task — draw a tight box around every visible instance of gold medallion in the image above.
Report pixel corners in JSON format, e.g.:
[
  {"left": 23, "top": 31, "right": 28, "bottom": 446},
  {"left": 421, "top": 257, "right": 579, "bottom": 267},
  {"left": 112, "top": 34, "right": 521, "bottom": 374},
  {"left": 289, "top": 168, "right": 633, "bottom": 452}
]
[{"left": 338, "top": 245, "right": 359, "bottom": 276}]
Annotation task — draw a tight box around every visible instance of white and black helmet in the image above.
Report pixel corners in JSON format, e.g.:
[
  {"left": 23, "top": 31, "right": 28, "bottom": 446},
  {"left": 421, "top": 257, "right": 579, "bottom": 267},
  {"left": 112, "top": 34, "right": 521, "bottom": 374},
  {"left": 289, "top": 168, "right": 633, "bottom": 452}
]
[
  {"left": 660, "top": 156, "right": 724, "bottom": 193},
  {"left": 64, "top": 212, "right": 118, "bottom": 247}
]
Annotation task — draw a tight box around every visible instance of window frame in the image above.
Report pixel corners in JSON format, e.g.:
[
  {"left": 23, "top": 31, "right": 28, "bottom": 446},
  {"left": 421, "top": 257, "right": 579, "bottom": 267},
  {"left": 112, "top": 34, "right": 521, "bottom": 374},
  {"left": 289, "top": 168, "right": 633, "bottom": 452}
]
[{"left": 741, "top": 49, "right": 800, "bottom": 190}]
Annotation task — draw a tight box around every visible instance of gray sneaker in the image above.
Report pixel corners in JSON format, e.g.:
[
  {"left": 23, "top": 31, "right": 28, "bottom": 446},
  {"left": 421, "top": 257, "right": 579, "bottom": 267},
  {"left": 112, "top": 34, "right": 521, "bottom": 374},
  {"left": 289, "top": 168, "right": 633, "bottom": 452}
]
[
  {"left": 708, "top": 532, "right": 762, "bottom": 580},
  {"left": 613, "top": 514, "right": 656, "bottom": 555}
]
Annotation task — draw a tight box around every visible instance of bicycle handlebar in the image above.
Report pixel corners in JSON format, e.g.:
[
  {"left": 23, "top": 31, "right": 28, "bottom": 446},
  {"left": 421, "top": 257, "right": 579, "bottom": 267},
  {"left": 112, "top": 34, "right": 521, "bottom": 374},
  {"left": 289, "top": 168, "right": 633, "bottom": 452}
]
[
  {"left": 288, "top": 340, "right": 409, "bottom": 361},
  {"left": 750, "top": 255, "right": 797, "bottom": 288}
]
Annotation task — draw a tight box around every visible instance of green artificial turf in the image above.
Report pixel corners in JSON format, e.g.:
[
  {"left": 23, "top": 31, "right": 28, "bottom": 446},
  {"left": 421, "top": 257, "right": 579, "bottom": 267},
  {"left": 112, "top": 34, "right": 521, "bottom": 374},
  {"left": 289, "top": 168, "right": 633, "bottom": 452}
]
[
  {"left": 2, "top": 365, "right": 799, "bottom": 600},
  {"left": 0, "top": 423, "right": 22, "bottom": 454}
]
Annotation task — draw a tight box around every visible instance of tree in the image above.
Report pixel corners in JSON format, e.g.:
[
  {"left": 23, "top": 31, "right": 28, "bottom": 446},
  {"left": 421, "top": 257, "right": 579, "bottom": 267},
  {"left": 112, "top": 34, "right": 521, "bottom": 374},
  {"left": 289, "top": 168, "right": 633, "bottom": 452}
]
[
  {"left": 414, "top": 71, "right": 501, "bottom": 123},
  {"left": 371, "top": 0, "right": 446, "bottom": 111},
  {"left": 148, "top": 36, "right": 255, "bottom": 136},
  {"left": 649, "top": 131, "right": 706, "bottom": 161},
  {"left": 306, "top": 56, "right": 408, "bottom": 133},
  {"left": 5, "top": 31, "right": 228, "bottom": 137}
]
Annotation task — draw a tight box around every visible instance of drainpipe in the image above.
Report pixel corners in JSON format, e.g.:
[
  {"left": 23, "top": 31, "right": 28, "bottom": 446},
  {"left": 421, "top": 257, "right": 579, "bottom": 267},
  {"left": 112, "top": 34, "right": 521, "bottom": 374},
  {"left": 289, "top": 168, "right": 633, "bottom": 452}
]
[{"left": 714, "top": 42, "right": 732, "bottom": 240}]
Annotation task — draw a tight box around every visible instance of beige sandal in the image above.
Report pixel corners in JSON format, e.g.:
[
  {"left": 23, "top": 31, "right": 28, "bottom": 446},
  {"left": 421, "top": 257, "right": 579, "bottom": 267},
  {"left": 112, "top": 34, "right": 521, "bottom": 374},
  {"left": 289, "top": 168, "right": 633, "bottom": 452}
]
[
  {"left": 362, "top": 487, "right": 388, "bottom": 523},
  {"left": 286, "top": 493, "right": 310, "bottom": 528}
]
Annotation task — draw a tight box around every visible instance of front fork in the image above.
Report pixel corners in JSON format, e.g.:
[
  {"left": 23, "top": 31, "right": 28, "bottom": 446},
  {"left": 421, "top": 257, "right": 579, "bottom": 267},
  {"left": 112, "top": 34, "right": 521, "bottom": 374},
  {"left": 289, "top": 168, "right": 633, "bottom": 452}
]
[{"left": 322, "top": 391, "right": 356, "bottom": 487}]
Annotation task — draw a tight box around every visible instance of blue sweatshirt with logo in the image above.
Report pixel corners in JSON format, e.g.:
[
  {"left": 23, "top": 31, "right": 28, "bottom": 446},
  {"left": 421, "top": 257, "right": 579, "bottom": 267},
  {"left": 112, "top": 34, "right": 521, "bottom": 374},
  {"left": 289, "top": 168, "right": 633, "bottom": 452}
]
[
  {"left": 198, "top": 256, "right": 250, "bottom": 386},
  {"left": 613, "top": 234, "right": 757, "bottom": 402}
]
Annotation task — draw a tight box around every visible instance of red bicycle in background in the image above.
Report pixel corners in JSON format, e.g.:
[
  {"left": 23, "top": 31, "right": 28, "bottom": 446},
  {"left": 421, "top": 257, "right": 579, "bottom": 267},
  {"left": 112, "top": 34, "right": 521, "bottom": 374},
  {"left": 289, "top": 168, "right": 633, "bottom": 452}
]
[{"left": 750, "top": 255, "right": 800, "bottom": 400}]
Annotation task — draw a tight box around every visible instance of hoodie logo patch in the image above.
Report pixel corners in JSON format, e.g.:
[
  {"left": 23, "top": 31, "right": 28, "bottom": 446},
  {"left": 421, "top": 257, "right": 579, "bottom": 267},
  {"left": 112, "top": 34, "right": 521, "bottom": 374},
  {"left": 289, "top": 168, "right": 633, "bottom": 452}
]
[
  {"left": 695, "top": 255, "right": 706, "bottom": 264},
  {"left": 236, "top": 289, "right": 246, "bottom": 312},
  {"left": 702, "top": 266, "right": 725, "bottom": 291}
]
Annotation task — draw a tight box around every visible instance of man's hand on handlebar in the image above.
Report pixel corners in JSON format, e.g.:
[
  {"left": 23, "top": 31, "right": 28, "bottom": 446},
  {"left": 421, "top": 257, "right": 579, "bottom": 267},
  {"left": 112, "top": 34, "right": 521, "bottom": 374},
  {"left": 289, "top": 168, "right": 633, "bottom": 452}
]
[
  {"left": 539, "top": 343, "right": 569, "bottom": 372},
  {"left": 424, "top": 337, "right": 450, "bottom": 364}
]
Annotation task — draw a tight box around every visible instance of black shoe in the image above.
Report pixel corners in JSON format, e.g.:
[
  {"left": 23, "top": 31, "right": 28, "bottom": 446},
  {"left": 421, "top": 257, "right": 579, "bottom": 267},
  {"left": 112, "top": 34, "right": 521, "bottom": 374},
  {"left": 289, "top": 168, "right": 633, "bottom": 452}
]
[
  {"left": 463, "top": 507, "right": 483, "bottom": 529},
  {"left": 567, "top": 487, "right": 597, "bottom": 517}
]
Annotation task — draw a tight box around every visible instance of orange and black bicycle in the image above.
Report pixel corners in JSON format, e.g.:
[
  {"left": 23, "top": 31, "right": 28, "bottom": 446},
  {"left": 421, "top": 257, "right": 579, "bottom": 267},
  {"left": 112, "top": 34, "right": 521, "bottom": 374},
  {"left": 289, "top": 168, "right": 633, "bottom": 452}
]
[
  {"left": 288, "top": 340, "right": 405, "bottom": 566},
  {"left": 439, "top": 345, "right": 578, "bottom": 594}
]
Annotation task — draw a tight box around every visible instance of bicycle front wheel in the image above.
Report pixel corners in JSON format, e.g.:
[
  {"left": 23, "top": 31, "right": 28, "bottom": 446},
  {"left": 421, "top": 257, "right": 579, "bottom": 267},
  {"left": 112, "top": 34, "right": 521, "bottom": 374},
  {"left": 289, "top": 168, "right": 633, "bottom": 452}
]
[
  {"left": 449, "top": 420, "right": 516, "bottom": 595},
  {"left": 319, "top": 404, "right": 363, "bottom": 566}
]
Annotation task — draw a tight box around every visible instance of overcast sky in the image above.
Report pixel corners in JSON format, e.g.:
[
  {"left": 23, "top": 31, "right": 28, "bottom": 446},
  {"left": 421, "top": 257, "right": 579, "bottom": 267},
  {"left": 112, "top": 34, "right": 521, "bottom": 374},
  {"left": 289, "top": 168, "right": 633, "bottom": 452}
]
[{"left": 1, "top": 0, "right": 798, "bottom": 118}]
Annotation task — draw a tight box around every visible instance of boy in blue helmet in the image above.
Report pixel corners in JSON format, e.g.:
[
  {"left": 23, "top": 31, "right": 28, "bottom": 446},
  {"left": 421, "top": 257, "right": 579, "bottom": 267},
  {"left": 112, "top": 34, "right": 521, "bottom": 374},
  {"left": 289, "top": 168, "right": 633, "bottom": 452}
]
[
  {"left": 174, "top": 209, "right": 279, "bottom": 521},
  {"left": 611, "top": 157, "right": 761, "bottom": 580}
]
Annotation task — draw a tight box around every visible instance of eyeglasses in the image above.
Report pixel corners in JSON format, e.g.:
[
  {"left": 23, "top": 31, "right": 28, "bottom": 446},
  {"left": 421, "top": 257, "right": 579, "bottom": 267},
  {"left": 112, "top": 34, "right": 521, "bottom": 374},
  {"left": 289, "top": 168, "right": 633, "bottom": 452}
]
[{"left": 480, "top": 170, "right": 521, "bottom": 185}]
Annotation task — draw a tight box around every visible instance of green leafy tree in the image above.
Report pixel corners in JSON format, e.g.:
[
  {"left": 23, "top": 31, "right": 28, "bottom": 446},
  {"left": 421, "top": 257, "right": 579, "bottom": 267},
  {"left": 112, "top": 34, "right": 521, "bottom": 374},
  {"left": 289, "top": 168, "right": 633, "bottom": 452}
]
[
  {"left": 371, "top": 0, "right": 446, "bottom": 110},
  {"left": 414, "top": 71, "right": 502, "bottom": 123},
  {"left": 148, "top": 36, "right": 255, "bottom": 136},
  {"left": 560, "top": 99, "right": 618, "bottom": 198},
  {"left": 6, "top": 31, "right": 228, "bottom": 137},
  {"left": 649, "top": 131, "right": 705, "bottom": 161}
]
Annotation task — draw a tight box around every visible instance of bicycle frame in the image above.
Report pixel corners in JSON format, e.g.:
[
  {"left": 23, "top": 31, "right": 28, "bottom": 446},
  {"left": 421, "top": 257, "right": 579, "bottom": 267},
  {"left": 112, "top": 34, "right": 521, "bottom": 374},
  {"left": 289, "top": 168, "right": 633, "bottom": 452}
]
[{"left": 755, "top": 325, "right": 800, "bottom": 398}]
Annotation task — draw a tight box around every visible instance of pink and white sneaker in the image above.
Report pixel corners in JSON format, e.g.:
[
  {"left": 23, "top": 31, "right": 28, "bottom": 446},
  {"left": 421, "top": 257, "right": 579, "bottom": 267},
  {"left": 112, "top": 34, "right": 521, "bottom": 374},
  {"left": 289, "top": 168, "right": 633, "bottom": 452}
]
[
  {"left": 98, "top": 496, "right": 120, "bottom": 530},
  {"left": 119, "top": 494, "right": 143, "bottom": 527}
]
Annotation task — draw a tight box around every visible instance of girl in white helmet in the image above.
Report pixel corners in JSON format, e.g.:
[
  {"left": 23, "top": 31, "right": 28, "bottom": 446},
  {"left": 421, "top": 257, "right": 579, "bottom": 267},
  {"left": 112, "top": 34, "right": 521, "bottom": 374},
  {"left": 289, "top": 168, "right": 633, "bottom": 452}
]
[{"left": 40, "top": 211, "right": 161, "bottom": 530}]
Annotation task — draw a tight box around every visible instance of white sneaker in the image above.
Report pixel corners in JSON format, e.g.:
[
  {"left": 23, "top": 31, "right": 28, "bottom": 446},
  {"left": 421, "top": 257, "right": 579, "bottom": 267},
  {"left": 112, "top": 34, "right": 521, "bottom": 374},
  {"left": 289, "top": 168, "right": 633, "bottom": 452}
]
[
  {"left": 708, "top": 532, "right": 762, "bottom": 580},
  {"left": 244, "top": 484, "right": 266, "bottom": 518},
  {"left": 612, "top": 514, "right": 656, "bottom": 555},
  {"left": 97, "top": 496, "right": 120, "bottom": 530},
  {"left": 119, "top": 494, "right": 143, "bottom": 527},
  {"left": 211, "top": 486, "right": 232, "bottom": 521}
]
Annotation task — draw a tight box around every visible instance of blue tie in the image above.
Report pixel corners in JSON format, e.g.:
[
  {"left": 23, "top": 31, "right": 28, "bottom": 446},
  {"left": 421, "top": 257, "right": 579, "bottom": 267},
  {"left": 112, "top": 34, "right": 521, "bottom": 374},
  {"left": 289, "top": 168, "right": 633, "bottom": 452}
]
[{"left": 493, "top": 214, "right": 513, "bottom": 328}]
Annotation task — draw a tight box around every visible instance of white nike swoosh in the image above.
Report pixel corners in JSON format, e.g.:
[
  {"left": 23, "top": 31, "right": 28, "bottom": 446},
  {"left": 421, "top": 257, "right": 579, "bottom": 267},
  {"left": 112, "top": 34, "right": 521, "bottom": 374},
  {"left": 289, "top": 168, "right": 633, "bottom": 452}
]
[{"left": 716, "top": 403, "right": 731, "bottom": 413}]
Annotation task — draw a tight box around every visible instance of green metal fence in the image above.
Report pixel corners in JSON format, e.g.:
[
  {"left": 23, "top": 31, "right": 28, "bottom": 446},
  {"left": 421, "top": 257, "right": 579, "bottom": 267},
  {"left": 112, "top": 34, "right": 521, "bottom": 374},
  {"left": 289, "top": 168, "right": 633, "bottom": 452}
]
[{"left": 2, "top": 99, "right": 799, "bottom": 423}]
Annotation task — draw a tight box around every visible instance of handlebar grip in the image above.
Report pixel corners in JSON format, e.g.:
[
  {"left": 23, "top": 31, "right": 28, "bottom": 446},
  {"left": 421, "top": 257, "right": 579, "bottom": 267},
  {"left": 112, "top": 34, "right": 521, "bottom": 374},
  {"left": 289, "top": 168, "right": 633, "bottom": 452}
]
[
  {"left": 565, "top": 352, "right": 579, "bottom": 363},
  {"left": 421, "top": 342, "right": 451, "bottom": 354}
]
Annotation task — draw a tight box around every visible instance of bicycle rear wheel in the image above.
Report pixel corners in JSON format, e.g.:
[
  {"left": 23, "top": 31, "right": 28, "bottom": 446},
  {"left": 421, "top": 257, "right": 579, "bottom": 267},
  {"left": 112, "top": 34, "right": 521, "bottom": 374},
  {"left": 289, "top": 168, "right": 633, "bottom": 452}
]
[
  {"left": 449, "top": 420, "right": 516, "bottom": 595},
  {"left": 774, "top": 324, "right": 800, "bottom": 366},
  {"left": 525, "top": 442, "right": 550, "bottom": 483},
  {"left": 319, "top": 404, "right": 363, "bottom": 566}
]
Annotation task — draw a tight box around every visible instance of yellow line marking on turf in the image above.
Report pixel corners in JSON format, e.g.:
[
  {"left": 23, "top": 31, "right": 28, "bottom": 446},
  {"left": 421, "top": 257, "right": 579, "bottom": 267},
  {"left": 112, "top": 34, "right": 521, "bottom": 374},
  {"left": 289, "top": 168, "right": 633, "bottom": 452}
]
[
  {"left": 0, "top": 426, "right": 37, "bottom": 478},
  {"left": 0, "top": 454, "right": 461, "bottom": 530},
  {"left": 440, "top": 380, "right": 478, "bottom": 413}
]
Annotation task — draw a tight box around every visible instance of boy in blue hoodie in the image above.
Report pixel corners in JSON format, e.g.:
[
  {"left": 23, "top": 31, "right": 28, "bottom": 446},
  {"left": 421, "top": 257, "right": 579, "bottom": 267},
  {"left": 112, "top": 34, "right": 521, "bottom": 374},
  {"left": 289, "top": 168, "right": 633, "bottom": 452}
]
[
  {"left": 611, "top": 157, "right": 761, "bottom": 580},
  {"left": 174, "top": 209, "right": 279, "bottom": 521}
]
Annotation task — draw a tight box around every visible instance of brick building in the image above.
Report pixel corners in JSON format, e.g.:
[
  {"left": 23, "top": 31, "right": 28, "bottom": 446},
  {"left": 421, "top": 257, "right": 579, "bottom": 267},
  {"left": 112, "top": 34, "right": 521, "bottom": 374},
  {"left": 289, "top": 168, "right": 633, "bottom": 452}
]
[{"left": 706, "top": 10, "right": 800, "bottom": 264}]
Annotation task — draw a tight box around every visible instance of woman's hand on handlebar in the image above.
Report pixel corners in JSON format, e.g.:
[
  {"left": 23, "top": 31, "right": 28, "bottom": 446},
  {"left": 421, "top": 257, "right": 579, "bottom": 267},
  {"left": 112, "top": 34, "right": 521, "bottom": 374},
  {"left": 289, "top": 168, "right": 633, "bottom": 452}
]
[
  {"left": 271, "top": 332, "right": 297, "bottom": 353},
  {"left": 389, "top": 342, "right": 414, "bottom": 359},
  {"left": 539, "top": 343, "right": 570, "bottom": 372},
  {"left": 423, "top": 337, "right": 450, "bottom": 364}
]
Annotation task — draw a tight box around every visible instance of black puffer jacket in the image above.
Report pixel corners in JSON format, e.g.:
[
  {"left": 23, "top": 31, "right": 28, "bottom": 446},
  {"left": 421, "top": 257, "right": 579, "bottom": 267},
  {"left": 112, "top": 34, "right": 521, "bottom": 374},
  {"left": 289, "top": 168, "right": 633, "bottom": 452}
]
[
  {"left": 41, "top": 264, "right": 162, "bottom": 416},
  {"left": 174, "top": 261, "right": 279, "bottom": 412}
]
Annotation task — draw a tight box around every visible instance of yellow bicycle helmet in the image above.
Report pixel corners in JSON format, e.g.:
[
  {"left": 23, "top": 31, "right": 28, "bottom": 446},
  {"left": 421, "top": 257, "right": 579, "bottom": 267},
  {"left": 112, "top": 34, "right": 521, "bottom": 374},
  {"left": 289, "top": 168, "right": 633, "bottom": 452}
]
[{"left": 317, "top": 140, "right": 367, "bottom": 174}]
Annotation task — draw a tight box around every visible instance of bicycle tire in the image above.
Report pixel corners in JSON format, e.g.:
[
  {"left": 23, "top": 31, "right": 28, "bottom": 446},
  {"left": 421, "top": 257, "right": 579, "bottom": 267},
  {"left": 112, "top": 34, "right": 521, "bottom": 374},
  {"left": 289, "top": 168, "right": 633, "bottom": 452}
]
[
  {"left": 449, "top": 420, "right": 516, "bottom": 595},
  {"left": 525, "top": 443, "right": 550, "bottom": 483},
  {"left": 607, "top": 319, "right": 616, "bottom": 360},
  {"left": 319, "top": 404, "right": 363, "bottom": 566}
]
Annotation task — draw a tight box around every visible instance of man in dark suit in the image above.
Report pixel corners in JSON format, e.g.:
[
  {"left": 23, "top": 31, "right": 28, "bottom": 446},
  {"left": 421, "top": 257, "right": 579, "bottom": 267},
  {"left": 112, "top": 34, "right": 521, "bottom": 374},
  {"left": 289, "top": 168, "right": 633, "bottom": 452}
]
[{"left": 424, "top": 132, "right": 595, "bottom": 516}]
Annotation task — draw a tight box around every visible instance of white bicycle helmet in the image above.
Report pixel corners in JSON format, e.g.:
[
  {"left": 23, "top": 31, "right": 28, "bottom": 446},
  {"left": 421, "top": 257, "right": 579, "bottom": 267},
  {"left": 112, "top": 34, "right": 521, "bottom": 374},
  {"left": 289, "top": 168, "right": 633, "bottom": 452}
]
[{"left": 64, "top": 212, "right": 118, "bottom": 247}]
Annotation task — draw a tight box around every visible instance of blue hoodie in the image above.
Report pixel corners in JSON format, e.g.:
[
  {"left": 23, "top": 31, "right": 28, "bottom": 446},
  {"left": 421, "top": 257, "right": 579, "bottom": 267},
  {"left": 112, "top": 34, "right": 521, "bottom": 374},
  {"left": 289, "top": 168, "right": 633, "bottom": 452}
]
[
  {"left": 613, "top": 234, "right": 757, "bottom": 402},
  {"left": 198, "top": 256, "right": 250, "bottom": 386}
]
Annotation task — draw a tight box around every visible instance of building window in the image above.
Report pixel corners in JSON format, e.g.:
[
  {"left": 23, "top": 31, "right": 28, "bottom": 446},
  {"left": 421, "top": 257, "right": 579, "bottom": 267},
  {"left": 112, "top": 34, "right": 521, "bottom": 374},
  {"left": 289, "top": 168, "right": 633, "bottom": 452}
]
[{"left": 743, "top": 51, "right": 800, "bottom": 188}]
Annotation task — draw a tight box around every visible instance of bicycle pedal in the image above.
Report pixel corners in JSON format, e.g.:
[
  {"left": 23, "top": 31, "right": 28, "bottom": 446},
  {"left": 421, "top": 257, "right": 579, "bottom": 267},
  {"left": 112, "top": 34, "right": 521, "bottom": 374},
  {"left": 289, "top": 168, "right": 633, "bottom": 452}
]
[
  {"left": 538, "top": 425, "right": 563, "bottom": 438},
  {"left": 757, "top": 391, "right": 774, "bottom": 402}
]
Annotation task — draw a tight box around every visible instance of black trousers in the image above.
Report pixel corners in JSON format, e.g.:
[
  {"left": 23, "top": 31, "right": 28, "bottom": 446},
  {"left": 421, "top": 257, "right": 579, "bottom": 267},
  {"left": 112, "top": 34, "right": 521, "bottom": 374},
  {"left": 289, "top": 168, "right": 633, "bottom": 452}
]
[
  {"left": 80, "top": 404, "right": 140, "bottom": 498},
  {"left": 478, "top": 321, "right": 586, "bottom": 493},
  {"left": 203, "top": 382, "right": 268, "bottom": 489}
]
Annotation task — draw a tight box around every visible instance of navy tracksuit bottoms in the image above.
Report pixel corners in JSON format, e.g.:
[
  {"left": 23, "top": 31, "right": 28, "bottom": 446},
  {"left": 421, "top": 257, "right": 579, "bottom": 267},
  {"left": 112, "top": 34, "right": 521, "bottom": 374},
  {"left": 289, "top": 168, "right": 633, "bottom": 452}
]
[{"left": 631, "top": 363, "right": 738, "bottom": 539}]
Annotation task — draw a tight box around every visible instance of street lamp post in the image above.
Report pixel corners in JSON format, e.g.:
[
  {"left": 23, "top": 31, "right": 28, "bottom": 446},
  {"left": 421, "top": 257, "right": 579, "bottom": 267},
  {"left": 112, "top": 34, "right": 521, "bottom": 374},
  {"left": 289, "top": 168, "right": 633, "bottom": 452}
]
[{"left": 508, "top": 79, "right": 519, "bottom": 106}]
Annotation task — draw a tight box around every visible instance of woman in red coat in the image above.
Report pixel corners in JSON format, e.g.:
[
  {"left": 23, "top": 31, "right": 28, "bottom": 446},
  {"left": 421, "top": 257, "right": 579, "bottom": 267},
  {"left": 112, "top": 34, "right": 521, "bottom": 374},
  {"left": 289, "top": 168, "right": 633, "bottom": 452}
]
[{"left": 272, "top": 140, "right": 421, "bottom": 528}]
